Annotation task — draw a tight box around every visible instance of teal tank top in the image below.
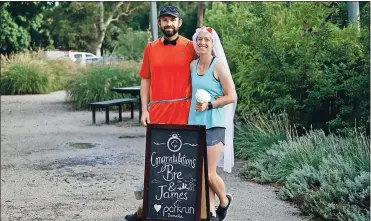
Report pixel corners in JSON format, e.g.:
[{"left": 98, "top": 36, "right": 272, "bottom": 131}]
[{"left": 188, "top": 57, "right": 226, "bottom": 129}]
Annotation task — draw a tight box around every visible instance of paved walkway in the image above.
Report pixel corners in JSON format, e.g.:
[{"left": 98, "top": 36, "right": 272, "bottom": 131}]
[{"left": 1, "top": 91, "right": 308, "bottom": 221}]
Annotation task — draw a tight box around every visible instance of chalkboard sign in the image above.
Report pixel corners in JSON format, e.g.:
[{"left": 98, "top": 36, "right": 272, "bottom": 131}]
[{"left": 143, "top": 124, "right": 206, "bottom": 221}]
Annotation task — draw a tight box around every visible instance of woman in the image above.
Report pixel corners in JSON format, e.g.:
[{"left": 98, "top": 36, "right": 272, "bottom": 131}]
[{"left": 188, "top": 27, "right": 237, "bottom": 221}]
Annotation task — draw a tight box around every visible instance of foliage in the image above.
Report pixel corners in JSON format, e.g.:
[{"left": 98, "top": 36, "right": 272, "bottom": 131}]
[
  {"left": 234, "top": 113, "right": 293, "bottom": 161},
  {"left": 110, "top": 28, "right": 148, "bottom": 61},
  {"left": 43, "top": 2, "right": 148, "bottom": 55},
  {"left": 44, "top": 2, "right": 99, "bottom": 52},
  {"left": 1, "top": 51, "right": 82, "bottom": 94},
  {"left": 280, "top": 157, "right": 369, "bottom": 220},
  {"left": 66, "top": 62, "right": 141, "bottom": 109},
  {"left": 1, "top": 63, "right": 50, "bottom": 95},
  {"left": 205, "top": 2, "right": 370, "bottom": 131},
  {"left": 242, "top": 129, "right": 370, "bottom": 182},
  {"left": 0, "top": 2, "right": 50, "bottom": 53},
  {"left": 236, "top": 112, "right": 370, "bottom": 220}
]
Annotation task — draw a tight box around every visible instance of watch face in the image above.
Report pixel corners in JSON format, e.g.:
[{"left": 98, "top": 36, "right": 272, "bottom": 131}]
[{"left": 208, "top": 102, "right": 212, "bottom": 109}]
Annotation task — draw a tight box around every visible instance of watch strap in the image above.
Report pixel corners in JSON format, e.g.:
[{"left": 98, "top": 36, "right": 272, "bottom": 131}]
[{"left": 208, "top": 102, "right": 213, "bottom": 110}]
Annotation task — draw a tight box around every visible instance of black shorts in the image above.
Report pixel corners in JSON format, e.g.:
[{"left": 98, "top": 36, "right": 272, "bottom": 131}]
[{"left": 206, "top": 127, "right": 225, "bottom": 146}]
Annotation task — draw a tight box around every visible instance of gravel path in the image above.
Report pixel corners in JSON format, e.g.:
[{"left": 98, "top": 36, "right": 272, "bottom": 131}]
[{"left": 1, "top": 91, "right": 308, "bottom": 221}]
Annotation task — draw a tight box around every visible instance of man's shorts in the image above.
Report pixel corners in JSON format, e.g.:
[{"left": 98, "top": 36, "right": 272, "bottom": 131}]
[{"left": 206, "top": 127, "right": 226, "bottom": 146}]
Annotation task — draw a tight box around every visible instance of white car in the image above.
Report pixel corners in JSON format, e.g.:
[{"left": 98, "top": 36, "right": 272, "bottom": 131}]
[{"left": 68, "top": 52, "right": 99, "bottom": 62}]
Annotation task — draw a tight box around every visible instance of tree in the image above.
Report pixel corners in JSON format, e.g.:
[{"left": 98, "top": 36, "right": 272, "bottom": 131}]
[
  {"left": 0, "top": 2, "right": 52, "bottom": 54},
  {"left": 95, "top": 2, "right": 143, "bottom": 56},
  {"left": 205, "top": 2, "right": 370, "bottom": 131},
  {"left": 44, "top": 2, "right": 146, "bottom": 55},
  {"left": 45, "top": 2, "right": 98, "bottom": 52},
  {"left": 197, "top": 2, "right": 205, "bottom": 27},
  {"left": 0, "top": 3, "right": 29, "bottom": 53}
]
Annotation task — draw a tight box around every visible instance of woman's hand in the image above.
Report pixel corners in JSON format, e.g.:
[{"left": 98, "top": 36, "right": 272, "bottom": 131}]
[{"left": 196, "top": 102, "right": 208, "bottom": 112}]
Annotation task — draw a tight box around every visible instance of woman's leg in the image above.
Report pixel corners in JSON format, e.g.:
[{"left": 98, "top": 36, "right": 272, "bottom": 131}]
[
  {"left": 207, "top": 142, "right": 229, "bottom": 212},
  {"left": 209, "top": 183, "right": 216, "bottom": 214}
]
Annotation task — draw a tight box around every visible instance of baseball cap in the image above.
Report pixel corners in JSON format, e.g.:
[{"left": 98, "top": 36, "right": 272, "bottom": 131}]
[{"left": 159, "top": 6, "right": 180, "bottom": 18}]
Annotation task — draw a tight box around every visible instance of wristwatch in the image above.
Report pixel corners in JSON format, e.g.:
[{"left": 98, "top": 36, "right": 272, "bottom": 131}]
[{"left": 208, "top": 102, "right": 213, "bottom": 110}]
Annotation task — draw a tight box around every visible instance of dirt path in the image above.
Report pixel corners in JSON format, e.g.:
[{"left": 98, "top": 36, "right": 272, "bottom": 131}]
[{"left": 1, "top": 91, "right": 308, "bottom": 221}]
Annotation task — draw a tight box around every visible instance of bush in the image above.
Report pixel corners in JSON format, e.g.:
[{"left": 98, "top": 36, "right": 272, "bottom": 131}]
[
  {"left": 242, "top": 129, "right": 369, "bottom": 182},
  {"left": 205, "top": 2, "right": 370, "bottom": 131},
  {"left": 1, "top": 64, "right": 50, "bottom": 94},
  {"left": 280, "top": 157, "right": 369, "bottom": 220},
  {"left": 234, "top": 113, "right": 293, "bottom": 161},
  {"left": 237, "top": 115, "right": 370, "bottom": 220},
  {"left": 66, "top": 63, "right": 140, "bottom": 109},
  {"left": 110, "top": 28, "right": 148, "bottom": 61},
  {"left": 45, "top": 57, "right": 82, "bottom": 91},
  {"left": 1, "top": 51, "right": 81, "bottom": 94}
]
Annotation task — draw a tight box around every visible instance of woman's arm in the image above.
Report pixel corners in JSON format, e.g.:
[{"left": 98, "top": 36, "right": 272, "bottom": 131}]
[{"left": 211, "top": 60, "right": 237, "bottom": 108}]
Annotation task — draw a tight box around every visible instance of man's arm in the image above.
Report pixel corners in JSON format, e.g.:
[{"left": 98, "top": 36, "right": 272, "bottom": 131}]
[
  {"left": 138, "top": 44, "right": 152, "bottom": 126},
  {"left": 140, "top": 78, "right": 151, "bottom": 126}
]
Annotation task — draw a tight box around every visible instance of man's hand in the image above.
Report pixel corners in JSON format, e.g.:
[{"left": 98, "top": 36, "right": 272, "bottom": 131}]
[
  {"left": 141, "top": 110, "right": 150, "bottom": 127},
  {"left": 195, "top": 102, "right": 208, "bottom": 112}
]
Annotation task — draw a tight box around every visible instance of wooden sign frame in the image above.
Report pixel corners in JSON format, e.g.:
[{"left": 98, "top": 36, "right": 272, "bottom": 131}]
[{"left": 142, "top": 124, "right": 210, "bottom": 221}]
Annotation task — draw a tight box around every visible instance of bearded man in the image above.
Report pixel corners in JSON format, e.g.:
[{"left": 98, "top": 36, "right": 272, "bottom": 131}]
[{"left": 125, "top": 5, "right": 197, "bottom": 221}]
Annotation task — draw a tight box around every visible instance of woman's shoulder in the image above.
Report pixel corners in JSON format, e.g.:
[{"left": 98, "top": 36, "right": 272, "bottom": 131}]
[
  {"left": 190, "top": 59, "right": 198, "bottom": 68},
  {"left": 214, "top": 57, "right": 226, "bottom": 70}
]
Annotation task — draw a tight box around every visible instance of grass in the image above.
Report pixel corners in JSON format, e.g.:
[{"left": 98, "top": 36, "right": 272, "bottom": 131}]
[
  {"left": 235, "top": 113, "right": 370, "bottom": 220},
  {"left": 65, "top": 64, "right": 140, "bottom": 110},
  {"left": 0, "top": 51, "right": 142, "bottom": 97},
  {"left": 1, "top": 50, "right": 82, "bottom": 94},
  {"left": 234, "top": 113, "right": 295, "bottom": 161}
]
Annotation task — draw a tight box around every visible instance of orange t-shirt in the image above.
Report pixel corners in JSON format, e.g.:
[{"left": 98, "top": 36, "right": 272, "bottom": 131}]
[{"left": 139, "top": 35, "right": 197, "bottom": 124}]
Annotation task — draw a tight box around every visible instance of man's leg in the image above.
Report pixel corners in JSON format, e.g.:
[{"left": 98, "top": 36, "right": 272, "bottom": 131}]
[{"left": 125, "top": 204, "right": 143, "bottom": 221}]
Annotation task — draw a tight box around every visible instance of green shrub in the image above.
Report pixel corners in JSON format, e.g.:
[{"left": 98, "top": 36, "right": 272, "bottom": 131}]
[
  {"left": 1, "top": 51, "right": 81, "bottom": 94},
  {"left": 47, "top": 57, "right": 82, "bottom": 91},
  {"left": 280, "top": 156, "right": 370, "bottom": 220},
  {"left": 110, "top": 28, "right": 148, "bottom": 61},
  {"left": 1, "top": 64, "right": 50, "bottom": 94},
  {"left": 66, "top": 65, "right": 140, "bottom": 109},
  {"left": 205, "top": 2, "right": 370, "bottom": 131},
  {"left": 239, "top": 127, "right": 370, "bottom": 219},
  {"left": 242, "top": 129, "right": 370, "bottom": 183},
  {"left": 234, "top": 113, "right": 293, "bottom": 161}
]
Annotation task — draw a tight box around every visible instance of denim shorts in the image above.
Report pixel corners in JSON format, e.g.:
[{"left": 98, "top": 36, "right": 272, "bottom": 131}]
[{"left": 206, "top": 127, "right": 226, "bottom": 146}]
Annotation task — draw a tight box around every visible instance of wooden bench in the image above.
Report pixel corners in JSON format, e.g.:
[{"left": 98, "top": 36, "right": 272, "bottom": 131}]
[{"left": 89, "top": 98, "right": 137, "bottom": 124}]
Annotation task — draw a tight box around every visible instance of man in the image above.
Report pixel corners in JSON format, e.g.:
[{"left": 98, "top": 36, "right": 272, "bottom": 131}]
[{"left": 125, "top": 5, "right": 197, "bottom": 221}]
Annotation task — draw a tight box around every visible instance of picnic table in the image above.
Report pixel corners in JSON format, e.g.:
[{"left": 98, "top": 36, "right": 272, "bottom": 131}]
[{"left": 111, "top": 86, "right": 142, "bottom": 122}]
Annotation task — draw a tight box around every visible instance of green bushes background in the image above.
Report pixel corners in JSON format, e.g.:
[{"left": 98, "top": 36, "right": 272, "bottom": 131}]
[
  {"left": 205, "top": 2, "right": 370, "bottom": 132},
  {"left": 1, "top": 2, "right": 369, "bottom": 220}
]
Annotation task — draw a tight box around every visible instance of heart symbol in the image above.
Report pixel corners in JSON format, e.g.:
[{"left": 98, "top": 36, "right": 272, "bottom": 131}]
[{"left": 154, "top": 204, "right": 161, "bottom": 212}]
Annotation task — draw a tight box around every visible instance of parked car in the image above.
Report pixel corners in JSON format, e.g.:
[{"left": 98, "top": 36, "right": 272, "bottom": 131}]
[
  {"left": 68, "top": 52, "right": 99, "bottom": 62},
  {"left": 84, "top": 56, "right": 119, "bottom": 66}
]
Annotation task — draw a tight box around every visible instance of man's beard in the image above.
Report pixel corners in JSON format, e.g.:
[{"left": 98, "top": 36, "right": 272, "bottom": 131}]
[{"left": 161, "top": 26, "right": 179, "bottom": 37}]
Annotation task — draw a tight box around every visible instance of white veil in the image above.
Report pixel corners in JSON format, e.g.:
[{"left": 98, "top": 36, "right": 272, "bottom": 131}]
[{"left": 192, "top": 27, "right": 238, "bottom": 173}]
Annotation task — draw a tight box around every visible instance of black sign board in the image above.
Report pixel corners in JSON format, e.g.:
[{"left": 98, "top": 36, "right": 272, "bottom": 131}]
[{"left": 143, "top": 124, "right": 206, "bottom": 221}]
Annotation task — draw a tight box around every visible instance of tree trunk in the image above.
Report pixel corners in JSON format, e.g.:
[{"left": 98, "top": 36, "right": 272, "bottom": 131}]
[
  {"left": 95, "top": 37, "right": 104, "bottom": 57},
  {"left": 197, "top": 2, "right": 205, "bottom": 28},
  {"left": 95, "top": 1, "right": 130, "bottom": 57},
  {"left": 96, "top": 1, "right": 105, "bottom": 57},
  {"left": 347, "top": 2, "right": 360, "bottom": 31}
]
